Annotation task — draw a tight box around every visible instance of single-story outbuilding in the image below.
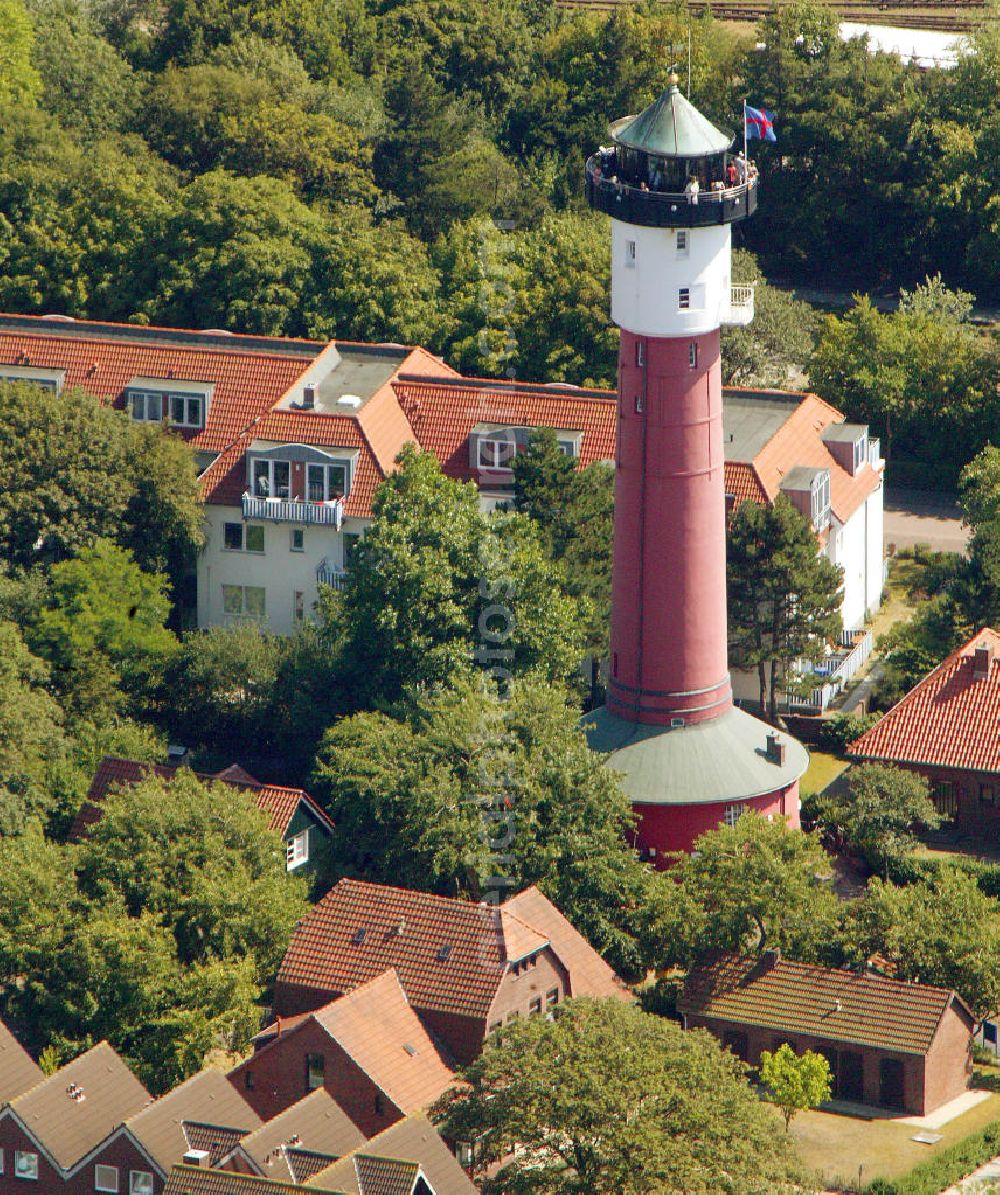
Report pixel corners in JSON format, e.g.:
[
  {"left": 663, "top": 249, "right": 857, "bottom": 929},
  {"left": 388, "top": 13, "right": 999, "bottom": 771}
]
[{"left": 678, "top": 951, "right": 974, "bottom": 1115}]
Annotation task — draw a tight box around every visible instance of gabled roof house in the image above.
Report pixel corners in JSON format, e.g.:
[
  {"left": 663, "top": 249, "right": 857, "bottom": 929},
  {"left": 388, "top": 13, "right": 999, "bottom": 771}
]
[
  {"left": 274, "top": 879, "right": 631, "bottom": 1066},
  {"left": 849, "top": 628, "right": 1000, "bottom": 831},
  {"left": 72, "top": 756, "right": 335, "bottom": 876},
  {"left": 678, "top": 951, "right": 974, "bottom": 1115},
  {"left": 229, "top": 971, "right": 455, "bottom": 1135}
]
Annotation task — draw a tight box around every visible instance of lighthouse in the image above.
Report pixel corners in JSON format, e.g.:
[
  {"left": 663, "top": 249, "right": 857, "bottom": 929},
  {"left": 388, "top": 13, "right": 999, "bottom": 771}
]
[{"left": 584, "top": 77, "right": 809, "bottom": 861}]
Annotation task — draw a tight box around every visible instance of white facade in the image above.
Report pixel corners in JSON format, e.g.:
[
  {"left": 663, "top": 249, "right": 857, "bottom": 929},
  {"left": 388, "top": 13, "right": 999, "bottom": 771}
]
[
  {"left": 197, "top": 505, "right": 365, "bottom": 636},
  {"left": 610, "top": 219, "right": 750, "bottom": 337}
]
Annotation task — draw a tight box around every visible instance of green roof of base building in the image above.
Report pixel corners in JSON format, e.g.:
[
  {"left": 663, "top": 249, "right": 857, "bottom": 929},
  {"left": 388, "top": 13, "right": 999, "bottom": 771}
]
[{"left": 584, "top": 704, "right": 809, "bottom": 806}]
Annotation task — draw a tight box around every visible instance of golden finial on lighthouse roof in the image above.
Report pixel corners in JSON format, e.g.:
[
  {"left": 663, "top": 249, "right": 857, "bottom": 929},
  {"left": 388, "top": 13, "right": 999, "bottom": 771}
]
[{"left": 667, "top": 70, "right": 680, "bottom": 86}]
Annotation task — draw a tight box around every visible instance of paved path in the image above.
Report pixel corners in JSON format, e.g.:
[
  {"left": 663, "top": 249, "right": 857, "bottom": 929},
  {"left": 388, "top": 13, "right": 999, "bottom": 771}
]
[
  {"left": 942, "top": 1154, "right": 1000, "bottom": 1192},
  {"left": 884, "top": 486, "right": 970, "bottom": 554},
  {"left": 838, "top": 661, "right": 885, "bottom": 716}
]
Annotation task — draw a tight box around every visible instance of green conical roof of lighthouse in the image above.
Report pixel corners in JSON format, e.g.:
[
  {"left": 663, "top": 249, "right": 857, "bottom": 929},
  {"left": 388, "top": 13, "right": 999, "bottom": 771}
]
[{"left": 610, "top": 74, "right": 731, "bottom": 157}]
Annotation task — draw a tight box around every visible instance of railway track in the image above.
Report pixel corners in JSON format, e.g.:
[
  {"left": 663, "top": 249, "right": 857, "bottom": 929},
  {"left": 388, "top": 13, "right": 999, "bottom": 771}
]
[{"left": 555, "top": 0, "right": 993, "bottom": 31}]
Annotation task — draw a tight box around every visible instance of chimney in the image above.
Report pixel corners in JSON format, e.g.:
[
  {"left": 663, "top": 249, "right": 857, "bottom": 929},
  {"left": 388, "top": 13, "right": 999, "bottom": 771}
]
[
  {"left": 302, "top": 383, "right": 317, "bottom": 410},
  {"left": 765, "top": 733, "right": 786, "bottom": 766},
  {"left": 761, "top": 948, "right": 781, "bottom": 970},
  {"left": 974, "top": 644, "right": 993, "bottom": 680},
  {"left": 183, "top": 1150, "right": 211, "bottom": 1168}
]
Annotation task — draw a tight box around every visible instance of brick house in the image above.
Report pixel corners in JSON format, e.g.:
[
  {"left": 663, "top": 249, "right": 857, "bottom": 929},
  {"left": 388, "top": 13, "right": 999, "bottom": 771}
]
[
  {"left": 849, "top": 628, "right": 1000, "bottom": 831},
  {"left": 306, "top": 1115, "right": 478, "bottom": 1195},
  {"left": 273, "top": 880, "right": 631, "bottom": 1066},
  {"left": 228, "top": 971, "right": 455, "bottom": 1134},
  {"left": 84, "top": 1070, "right": 261, "bottom": 1195},
  {"left": 219, "top": 1087, "right": 364, "bottom": 1182},
  {"left": 0, "top": 1041, "right": 151, "bottom": 1194},
  {"left": 72, "top": 756, "right": 336, "bottom": 878},
  {"left": 678, "top": 952, "right": 974, "bottom": 1115}
]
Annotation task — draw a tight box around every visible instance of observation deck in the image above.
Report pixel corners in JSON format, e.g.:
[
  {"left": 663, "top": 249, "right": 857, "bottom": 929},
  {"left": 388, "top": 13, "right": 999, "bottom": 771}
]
[{"left": 586, "top": 154, "right": 758, "bottom": 228}]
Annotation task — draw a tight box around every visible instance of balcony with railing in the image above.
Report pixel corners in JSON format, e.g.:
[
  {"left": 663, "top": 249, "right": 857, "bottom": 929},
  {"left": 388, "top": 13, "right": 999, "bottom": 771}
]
[
  {"left": 316, "top": 558, "right": 349, "bottom": 590},
  {"left": 722, "top": 284, "right": 755, "bottom": 327},
  {"left": 586, "top": 155, "right": 759, "bottom": 228},
  {"left": 242, "top": 494, "right": 344, "bottom": 527}
]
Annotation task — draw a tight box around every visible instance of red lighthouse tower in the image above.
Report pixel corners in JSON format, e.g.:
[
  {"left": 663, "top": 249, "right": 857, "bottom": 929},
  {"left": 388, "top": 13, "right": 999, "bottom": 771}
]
[{"left": 584, "top": 78, "right": 808, "bottom": 861}]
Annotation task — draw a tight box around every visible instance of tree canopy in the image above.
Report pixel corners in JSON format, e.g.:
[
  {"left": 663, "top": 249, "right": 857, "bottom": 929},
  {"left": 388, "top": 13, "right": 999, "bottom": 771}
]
[{"left": 435, "top": 998, "right": 804, "bottom": 1194}]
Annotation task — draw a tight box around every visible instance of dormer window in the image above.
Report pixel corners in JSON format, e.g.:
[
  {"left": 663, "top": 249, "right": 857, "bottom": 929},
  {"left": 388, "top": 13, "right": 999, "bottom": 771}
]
[
  {"left": 307, "top": 462, "right": 348, "bottom": 502},
  {"left": 779, "top": 466, "right": 831, "bottom": 532},
  {"left": 126, "top": 379, "right": 212, "bottom": 429},
  {"left": 853, "top": 432, "right": 868, "bottom": 472},
  {"left": 253, "top": 459, "right": 291, "bottom": 499},
  {"left": 0, "top": 365, "right": 64, "bottom": 393},
  {"left": 478, "top": 437, "right": 517, "bottom": 469},
  {"left": 812, "top": 471, "right": 831, "bottom": 528},
  {"left": 557, "top": 438, "right": 579, "bottom": 458},
  {"left": 170, "top": 393, "right": 205, "bottom": 428}
]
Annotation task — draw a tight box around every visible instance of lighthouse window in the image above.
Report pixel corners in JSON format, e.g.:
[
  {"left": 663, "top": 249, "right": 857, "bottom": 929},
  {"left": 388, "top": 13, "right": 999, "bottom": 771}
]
[
  {"left": 678, "top": 288, "right": 691, "bottom": 310},
  {"left": 688, "top": 343, "right": 698, "bottom": 369},
  {"left": 625, "top": 240, "right": 636, "bottom": 267},
  {"left": 723, "top": 804, "right": 743, "bottom": 828},
  {"left": 635, "top": 340, "right": 645, "bottom": 367},
  {"left": 676, "top": 230, "right": 689, "bottom": 257}
]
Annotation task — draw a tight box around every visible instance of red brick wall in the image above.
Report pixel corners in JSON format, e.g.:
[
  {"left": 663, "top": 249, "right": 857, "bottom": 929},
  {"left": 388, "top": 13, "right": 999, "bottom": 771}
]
[
  {"left": 66, "top": 1133, "right": 161, "bottom": 1195},
  {"left": 685, "top": 1015, "right": 927, "bottom": 1114},
  {"left": 272, "top": 981, "right": 345, "bottom": 1018},
  {"left": 878, "top": 762, "right": 1000, "bottom": 836},
  {"left": 227, "top": 1020, "right": 402, "bottom": 1136},
  {"left": 0, "top": 1116, "right": 62, "bottom": 1193},
  {"left": 923, "top": 1003, "right": 973, "bottom": 1114},
  {"left": 487, "top": 950, "right": 568, "bottom": 1031}
]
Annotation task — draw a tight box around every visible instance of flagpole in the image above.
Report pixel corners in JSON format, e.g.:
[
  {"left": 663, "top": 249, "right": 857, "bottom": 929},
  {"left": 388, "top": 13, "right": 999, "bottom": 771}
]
[{"left": 743, "top": 99, "right": 748, "bottom": 163}]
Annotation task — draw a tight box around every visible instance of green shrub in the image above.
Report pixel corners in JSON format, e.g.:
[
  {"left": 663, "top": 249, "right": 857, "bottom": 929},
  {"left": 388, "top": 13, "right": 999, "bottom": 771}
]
[
  {"left": 819, "top": 710, "right": 882, "bottom": 753},
  {"left": 864, "top": 1121, "right": 1000, "bottom": 1194}
]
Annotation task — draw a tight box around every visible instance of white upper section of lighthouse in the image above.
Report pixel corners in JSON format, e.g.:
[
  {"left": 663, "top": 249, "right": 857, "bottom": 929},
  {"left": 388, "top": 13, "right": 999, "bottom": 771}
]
[{"left": 610, "top": 219, "right": 753, "bottom": 339}]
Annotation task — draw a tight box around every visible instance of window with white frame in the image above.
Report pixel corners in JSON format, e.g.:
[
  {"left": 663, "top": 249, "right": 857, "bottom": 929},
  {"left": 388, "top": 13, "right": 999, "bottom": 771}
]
[
  {"left": 853, "top": 433, "right": 868, "bottom": 472},
  {"left": 251, "top": 458, "right": 291, "bottom": 499},
  {"left": 14, "top": 1152, "right": 38, "bottom": 1180},
  {"left": 477, "top": 437, "right": 517, "bottom": 469},
  {"left": 723, "top": 803, "right": 742, "bottom": 828},
  {"left": 95, "top": 1164, "right": 120, "bottom": 1192},
  {"left": 223, "top": 523, "right": 263, "bottom": 552},
  {"left": 556, "top": 438, "right": 579, "bottom": 458},
  {"left": 222, "top": 585, "right": 266, "bottom": 620},
  {"left": 625, "top": 239, "right": 636, "bottom": 267},
  {"left": 223, "top": 522, "right": 243, "bottom": 551},
  {"left": 169, "top": 393, "right": 204, "bottom": 428},
  {"left": 306, "top": 461, "right": 348, "bottom": 502},
  {"left": 245, "top": 525, "right": 264, "bottom": 553},
  {"left": 678, "top": 288, "right": 691, "bottom": 310},
  {"left": 129, "top": 1172, "right": 154, "bottom": 1195},
  {"left": 286, "top": 828, "right": 310, "bottom": 870},
  {"left": 676, "top": 230, "right": 689, "bottom": 256},
  {"left": 811, "top": 472, "right": 831, "bottom": 528},
  {"left": 129, "top": 390, "right": 162, "bottom": 422}
]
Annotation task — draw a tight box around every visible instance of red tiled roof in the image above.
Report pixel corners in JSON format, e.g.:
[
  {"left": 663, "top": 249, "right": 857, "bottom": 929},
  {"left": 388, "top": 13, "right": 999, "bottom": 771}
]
[
  {"left": 393, "top": 376, "right": 617, "bottom": 485},
  {"left": 724, "top": 461, "right": 768, "bottom": 507},
  {"left": 849, "top": 629, "right": 1000, "bottom": 774},
  {"left": 276, "top": 879, "right": 629, "bottom": 1022},
  {"left": 72, "top": 756, "right": 334, "bottom": 841},
  {"left": 277, "top": 880, "right": 505, "bottom": 1021},
  {"left": 678, "top": 953, "right": 970, "bottom": 1056},
  {"left": 0, "top": 319, "right": 320, "bottom": 454},
  {"left": 748, "top": 390, "right": 883, "bottom": 525}
]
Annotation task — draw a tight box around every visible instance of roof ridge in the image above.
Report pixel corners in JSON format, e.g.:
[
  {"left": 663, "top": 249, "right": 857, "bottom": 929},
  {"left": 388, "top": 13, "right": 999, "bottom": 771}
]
[
  {"left": 332, "top": 877, "right": 501, "bottom": 918},
  {"left": 394, "top": 372, "right": 617, "bottom": 403}
]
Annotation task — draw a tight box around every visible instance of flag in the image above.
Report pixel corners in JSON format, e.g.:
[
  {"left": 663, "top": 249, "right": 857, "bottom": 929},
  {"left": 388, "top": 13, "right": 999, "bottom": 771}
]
[{"left": 745, "top": 105, "right": 777, "bottom": 142}]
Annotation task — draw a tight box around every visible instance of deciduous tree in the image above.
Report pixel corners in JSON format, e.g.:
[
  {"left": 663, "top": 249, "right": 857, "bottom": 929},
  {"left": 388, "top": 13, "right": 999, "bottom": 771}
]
[
  {"left": 435, "top": 998, "right": 804, "bottom": 1193},
  {"left": 760, "top": 1044, "right": 832, "bottom": 1130}
]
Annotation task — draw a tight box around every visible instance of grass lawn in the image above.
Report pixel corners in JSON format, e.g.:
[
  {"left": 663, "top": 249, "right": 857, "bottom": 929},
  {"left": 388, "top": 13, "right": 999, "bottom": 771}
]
[
  {"left": 801, "top": 749, "right": 849, "bottom": 798},
  {"left": 790, "top": 1083, "right": 1000, "bottom": 1190}
]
